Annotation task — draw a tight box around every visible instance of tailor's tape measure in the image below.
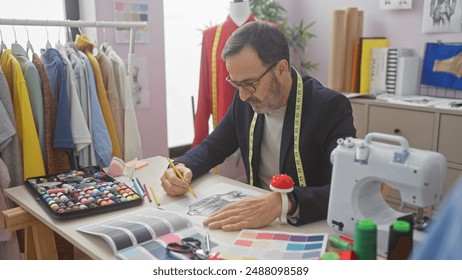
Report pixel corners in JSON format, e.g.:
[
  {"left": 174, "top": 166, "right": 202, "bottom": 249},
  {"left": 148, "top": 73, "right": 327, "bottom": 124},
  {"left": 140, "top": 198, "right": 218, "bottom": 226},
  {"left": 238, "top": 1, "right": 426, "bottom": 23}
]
[
  {"left": 248, "top": 112, "right": 258, "bottom": 186},
  {"left": 211, "top": 23, "right": 223, "bottom": 129},
  {"left": 293, "top": 68, "right": 306, "bottom": 186},
  {"left": 211, "top": 23, "right": 223, "bottom": 175},
  {"left": 248, "top": 67, "right": 306, "bottom": 187}
]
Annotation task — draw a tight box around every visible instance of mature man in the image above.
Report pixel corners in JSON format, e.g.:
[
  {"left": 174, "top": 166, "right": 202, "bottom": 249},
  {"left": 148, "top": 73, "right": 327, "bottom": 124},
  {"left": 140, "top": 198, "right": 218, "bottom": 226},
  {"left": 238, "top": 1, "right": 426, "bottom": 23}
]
[{"left": 161, "top": 21, "right": 356, "bottom": 230}]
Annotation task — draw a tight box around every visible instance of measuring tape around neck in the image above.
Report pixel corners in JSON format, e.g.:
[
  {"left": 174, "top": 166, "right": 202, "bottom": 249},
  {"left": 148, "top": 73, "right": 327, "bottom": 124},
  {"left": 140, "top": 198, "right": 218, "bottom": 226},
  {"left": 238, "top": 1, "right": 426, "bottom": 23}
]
[{"left": 248, "top": 68, "right": 306, "bottom": 187}]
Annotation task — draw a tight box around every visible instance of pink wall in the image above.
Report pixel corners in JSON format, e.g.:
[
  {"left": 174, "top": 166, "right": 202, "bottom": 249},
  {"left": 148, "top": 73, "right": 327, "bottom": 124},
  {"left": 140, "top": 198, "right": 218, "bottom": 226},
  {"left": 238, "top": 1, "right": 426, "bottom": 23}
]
[
  {"left": 88, "top": 0, "right": 168, "bottom": 158},
  {"left": 279, "top": 0, "right": 462, "bottom": 86}
]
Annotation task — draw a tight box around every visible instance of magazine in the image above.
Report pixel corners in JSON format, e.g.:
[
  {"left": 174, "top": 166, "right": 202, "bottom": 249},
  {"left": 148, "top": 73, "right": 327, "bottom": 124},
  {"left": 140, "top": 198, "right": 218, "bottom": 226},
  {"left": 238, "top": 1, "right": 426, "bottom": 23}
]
[{"left": 77, "top": 208, "right": 218, "bottom": 260}]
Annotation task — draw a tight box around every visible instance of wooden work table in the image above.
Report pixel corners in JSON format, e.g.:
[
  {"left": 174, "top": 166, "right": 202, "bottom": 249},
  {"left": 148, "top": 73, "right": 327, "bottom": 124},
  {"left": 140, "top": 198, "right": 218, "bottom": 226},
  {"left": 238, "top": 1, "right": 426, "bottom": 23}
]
[{"left": 2, "top": 156, "right": 330, "bottom": 260}]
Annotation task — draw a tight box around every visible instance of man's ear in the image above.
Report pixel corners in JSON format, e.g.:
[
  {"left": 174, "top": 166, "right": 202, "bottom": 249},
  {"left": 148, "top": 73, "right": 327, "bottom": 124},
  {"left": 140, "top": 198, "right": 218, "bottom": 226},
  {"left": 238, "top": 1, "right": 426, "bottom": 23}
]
[{"left": 276, "top": 59, "right": 290, "bottom": 76}]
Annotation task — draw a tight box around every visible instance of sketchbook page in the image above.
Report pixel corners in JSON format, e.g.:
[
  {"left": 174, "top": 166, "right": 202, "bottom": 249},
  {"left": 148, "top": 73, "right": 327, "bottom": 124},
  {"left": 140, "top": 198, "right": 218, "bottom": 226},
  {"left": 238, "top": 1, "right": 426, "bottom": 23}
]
[
  {"left": 161, "top": 182, "right": 264, "bottom": 225},
  {"left": 77, "top": 208, "right": 192, "bottom": 257},
  {"left": 216, "top": 229, "right": 328, "bottom": 260}
]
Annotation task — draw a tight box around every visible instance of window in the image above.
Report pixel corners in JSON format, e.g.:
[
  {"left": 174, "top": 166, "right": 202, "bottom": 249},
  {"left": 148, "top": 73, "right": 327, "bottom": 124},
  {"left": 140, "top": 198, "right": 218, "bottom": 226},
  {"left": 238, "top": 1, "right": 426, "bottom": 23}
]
[{"left": 163, "top": 0, "right": 231, "bottom": 148}]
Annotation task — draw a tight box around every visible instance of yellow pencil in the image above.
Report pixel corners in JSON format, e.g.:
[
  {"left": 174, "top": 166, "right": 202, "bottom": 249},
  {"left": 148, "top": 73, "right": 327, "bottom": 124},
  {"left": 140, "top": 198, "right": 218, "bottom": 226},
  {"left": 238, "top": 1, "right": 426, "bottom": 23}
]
[
  {"left": 167, "top": 158, "right": 197, "bottom": 199},
  {"left": 149, "top": 186, "right": 161, "bottom": 206}
]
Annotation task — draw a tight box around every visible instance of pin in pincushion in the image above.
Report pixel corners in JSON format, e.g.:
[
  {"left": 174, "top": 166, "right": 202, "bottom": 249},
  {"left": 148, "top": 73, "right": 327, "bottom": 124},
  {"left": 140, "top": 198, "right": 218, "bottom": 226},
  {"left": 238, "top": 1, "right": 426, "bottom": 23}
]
[{"left": 270, "top": 174, "right": 294, "bottom": 193}]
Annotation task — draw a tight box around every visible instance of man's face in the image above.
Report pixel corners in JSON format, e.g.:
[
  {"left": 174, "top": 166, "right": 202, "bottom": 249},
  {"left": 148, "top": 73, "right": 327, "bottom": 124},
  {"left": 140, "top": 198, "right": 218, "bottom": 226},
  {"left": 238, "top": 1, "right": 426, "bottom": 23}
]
[{"left": 226, "top": 46, "right": 285, "bottom": 114}]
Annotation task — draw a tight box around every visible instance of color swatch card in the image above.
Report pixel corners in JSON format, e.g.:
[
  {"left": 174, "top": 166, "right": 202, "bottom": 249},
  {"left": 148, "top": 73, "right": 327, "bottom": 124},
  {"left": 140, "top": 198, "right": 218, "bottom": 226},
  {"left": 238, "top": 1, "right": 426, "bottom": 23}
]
[
  {"left": 77, "top": 208, "right": 218, "bottom": 260},
  {"left": 218, "top": 230, "right": 328, "bottom": 260}
]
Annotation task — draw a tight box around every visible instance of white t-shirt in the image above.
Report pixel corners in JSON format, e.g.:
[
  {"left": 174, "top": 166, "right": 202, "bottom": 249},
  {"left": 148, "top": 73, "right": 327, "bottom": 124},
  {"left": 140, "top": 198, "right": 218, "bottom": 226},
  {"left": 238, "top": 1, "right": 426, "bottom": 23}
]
[{"left": 258, "top": 105, "right": 286, "bottom": 189}]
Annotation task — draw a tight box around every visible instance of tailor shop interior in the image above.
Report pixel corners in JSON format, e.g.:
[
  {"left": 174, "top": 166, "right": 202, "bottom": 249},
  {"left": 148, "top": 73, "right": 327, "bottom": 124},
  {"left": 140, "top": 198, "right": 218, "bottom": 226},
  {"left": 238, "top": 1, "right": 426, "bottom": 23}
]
[{"left": 1, "top": 0, "right": 462, "bottom": 260}]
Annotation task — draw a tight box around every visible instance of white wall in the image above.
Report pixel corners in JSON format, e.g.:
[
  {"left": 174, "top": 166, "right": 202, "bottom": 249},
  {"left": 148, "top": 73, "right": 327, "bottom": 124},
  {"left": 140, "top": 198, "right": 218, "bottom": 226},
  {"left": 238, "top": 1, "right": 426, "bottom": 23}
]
[{"left": 278, "top": 0, "right": 462, "bottom": 86}]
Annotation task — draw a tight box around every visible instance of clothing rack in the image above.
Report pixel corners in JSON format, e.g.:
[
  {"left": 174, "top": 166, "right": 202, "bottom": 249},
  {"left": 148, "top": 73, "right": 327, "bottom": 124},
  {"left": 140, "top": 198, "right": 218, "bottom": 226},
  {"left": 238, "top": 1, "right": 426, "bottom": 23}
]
[{"left": 0, "top": 18, "right": 148, "bottom": 76}]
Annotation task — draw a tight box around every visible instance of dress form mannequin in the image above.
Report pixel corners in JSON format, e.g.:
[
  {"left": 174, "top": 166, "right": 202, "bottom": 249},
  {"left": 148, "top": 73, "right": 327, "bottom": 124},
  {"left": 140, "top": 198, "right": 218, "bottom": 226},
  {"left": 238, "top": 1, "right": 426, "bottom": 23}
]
[
  {"left": 229, "top": 0, "right": 252, "bottom": 27},
  {"left": 192, "top": 1, "right": 256, "bottom": 147}
]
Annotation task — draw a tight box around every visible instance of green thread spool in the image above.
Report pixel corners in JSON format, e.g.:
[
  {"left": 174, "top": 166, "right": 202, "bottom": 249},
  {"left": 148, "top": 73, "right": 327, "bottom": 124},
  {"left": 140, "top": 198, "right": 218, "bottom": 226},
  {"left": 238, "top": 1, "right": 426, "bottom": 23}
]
[
  {"left": 329, "top": 235, "right": 353, "bottom": 251},
  {"left": 353, "top": 219, "right": 377, "bottom": 260},
  {"left": 321, "top": 251, "right": 340, "bottom": 260}
]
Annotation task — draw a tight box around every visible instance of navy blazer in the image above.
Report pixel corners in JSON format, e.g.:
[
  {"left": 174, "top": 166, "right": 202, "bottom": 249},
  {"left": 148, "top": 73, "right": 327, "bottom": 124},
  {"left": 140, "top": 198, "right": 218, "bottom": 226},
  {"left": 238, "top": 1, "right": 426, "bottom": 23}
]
[{"left": 177, "top": 68, "right": 356, "bottom": 226}]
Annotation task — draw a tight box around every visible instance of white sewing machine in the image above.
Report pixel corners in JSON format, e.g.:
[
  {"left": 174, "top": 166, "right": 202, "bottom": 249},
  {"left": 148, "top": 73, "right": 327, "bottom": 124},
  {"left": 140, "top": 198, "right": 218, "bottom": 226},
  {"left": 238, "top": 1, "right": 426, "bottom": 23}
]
[{"left": 327, "top": 132, "right": 447, "bottom": 258}]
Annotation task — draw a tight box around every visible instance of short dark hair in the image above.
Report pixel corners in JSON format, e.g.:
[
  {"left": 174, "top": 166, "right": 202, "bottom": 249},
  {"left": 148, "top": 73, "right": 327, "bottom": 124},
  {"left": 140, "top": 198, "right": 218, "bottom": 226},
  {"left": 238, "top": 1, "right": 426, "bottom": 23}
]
[{"left": 221, "top": 21, "right": 290, "bottom": 66}]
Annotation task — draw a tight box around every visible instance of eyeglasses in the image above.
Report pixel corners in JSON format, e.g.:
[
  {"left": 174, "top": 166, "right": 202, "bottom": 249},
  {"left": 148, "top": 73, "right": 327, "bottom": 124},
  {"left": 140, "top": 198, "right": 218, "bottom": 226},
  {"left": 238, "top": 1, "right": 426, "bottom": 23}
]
[{"left": 226, "top": 62, "right": 278, "bottom": 93}]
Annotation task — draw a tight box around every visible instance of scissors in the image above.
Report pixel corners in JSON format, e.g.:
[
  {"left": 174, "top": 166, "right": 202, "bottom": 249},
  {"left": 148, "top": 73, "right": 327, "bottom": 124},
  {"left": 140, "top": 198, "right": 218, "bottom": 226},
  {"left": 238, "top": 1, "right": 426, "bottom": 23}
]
[{"left": 166, "top": 234, "right": 211, "bottom": 260}]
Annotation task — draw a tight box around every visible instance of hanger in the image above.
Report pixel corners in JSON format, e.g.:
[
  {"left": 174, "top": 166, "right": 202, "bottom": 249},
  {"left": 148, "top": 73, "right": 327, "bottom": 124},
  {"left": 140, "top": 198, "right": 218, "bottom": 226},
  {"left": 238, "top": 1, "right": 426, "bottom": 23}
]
[
  {"left": 12, "top": 25, "right": 17, "bottom": 43},
  {"left": 0, "top": 29, "right": 7, "bottom": 55},
  {"left": 92, "top": 29, "right": 100, "bottom": 56},
  {"left": 100, "top": 26, "right": 108, "bottom": 52},
  {"left": 25, "top": 26, "right": 35, "bottom": 57},
  {"left": 57, "top": 26, "right": 62, "bottom": 44},
  {"left": 45, "top": 25, "right": 52, "bottom": 49}
]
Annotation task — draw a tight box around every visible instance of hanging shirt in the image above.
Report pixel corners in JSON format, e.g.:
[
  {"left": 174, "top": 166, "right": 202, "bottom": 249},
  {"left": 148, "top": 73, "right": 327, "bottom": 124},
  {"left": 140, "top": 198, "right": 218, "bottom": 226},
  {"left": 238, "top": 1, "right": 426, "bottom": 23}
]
[
  {"left": 0, "top": 97, "right": 15, "bottom": 152},
  {"left": 97, "top": 51, "right": 124, "bottom": 158},
  {"left": 192, "top": 14, "right": 256, "bottom": 147},
  {"left": 32, "top": 53, "right": 71, "bottom": 174},
  {"left": 102, "top": 43, "right": 143, "bottom": 161},
  {"left": 11, "top": 43, "right": 46, "bottom": 165},
  {"left": 75, "top": 35, "right": 122, "bottom": 160},
  {"left": 0, "top": 67, "right": 23, "bottom": 187},
  {"left": 41, "top": 48, "right": 74, "bottom": 150},
  {"left": 0, "top": 49, "right": 45, "bottom": 179},
  {"left": 78, "top": 50, "right": 112, "bottom": 167},
  {"left": 56, "top": 43, "right": 92, "bottom": 162},
  {"left": 66, "top": 43, "right": 96, "bottom": 167}
]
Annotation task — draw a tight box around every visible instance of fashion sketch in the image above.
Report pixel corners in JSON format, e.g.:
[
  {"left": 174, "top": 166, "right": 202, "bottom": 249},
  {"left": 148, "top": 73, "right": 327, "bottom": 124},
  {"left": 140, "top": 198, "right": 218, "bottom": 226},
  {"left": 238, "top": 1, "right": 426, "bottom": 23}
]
[{"left": 422, "top": 0, "right": 462, "bottom": 33}]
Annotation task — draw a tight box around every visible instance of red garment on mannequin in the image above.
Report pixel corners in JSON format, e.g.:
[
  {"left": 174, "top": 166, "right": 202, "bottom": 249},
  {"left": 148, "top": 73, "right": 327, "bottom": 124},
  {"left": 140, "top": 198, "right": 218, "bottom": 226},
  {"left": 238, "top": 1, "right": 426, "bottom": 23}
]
[{"left": 192, "top": 15, "right": 256, "bottom": 147}]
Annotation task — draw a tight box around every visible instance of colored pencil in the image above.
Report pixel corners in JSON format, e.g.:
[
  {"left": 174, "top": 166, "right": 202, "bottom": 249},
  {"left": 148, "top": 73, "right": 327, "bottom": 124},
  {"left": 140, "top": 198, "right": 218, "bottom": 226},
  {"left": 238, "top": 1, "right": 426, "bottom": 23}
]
[
  {"left": 150, "top": 185, "right": 161, "bottom": 206},
  {"left": 143, "top": 183, "right": 152, "bottom": 203}
]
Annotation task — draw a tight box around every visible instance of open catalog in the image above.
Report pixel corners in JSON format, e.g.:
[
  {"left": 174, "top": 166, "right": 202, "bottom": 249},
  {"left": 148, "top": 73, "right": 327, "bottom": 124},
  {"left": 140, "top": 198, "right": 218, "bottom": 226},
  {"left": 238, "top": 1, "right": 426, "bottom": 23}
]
[{"left": 77, "top": 208, "right": 218, "bottom": 260}]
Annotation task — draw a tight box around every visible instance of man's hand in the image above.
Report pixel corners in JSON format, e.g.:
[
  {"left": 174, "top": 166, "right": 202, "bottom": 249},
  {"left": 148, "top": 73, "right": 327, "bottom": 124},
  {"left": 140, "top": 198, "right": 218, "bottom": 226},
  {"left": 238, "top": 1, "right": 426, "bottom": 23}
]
[
  {"left": 160, "top": 163, "right": 193, "bottom": 196},
  {"left": 203, "top": 192, "right": 286, "bottom": 231}
]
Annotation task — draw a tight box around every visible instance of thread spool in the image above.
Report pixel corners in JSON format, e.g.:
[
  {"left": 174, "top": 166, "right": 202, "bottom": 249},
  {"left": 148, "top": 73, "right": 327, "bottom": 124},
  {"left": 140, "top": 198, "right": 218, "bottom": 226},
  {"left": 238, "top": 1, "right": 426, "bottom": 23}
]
[
  {"left": 320, "top": 251, "right": 340, "bottom": 260},
  {"left": 353, "top": 219, "right": 377, "bottom": 260},
  {"left": 387, "top": 220, "right": 413, "bottom": 260}
]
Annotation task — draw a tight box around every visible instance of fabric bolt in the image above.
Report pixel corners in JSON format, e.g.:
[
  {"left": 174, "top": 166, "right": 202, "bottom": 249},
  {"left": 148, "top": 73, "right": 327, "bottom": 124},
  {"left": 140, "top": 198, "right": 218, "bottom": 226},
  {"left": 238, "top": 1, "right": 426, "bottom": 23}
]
[
  {"left": 0, "top": 49, "right": 45, "bottom": 180},
  {"left": 41, "top": 48, "right": 74, "bottom": 150},
  {"left": 177, "top": 68, "right": 356, "bottom": 226},
  {"left": 102, "top": 43, "right": 142, "bottom": 161},
  {"left": 56, "top": 43, "right": 92, "bottom": 158},
  {"left": 11, "top": 43, "right": 46, "bottom": 164},
  {"left": 0, "top": 67, "right": 23, "bottom": 187},
  {"left": 32, "top": 53, "right": 71, "bottom": 174},
  {"left": 97, "top": 51, "right": 124, "bottom": 158},
  {"left": 66, "top": 44, "right": 96, "bottom": 167},
  {"left": 78, "top": 50, "right": 112, "bottom": 167},
  {"left": 0, "top": 157, "right": 21, "bottom": 260},
  {"left": 192, "top": 14, "right": 256, "bottom": 147},
  {"left": 75, "top": 35, "right": 121, "bottom": 160}
]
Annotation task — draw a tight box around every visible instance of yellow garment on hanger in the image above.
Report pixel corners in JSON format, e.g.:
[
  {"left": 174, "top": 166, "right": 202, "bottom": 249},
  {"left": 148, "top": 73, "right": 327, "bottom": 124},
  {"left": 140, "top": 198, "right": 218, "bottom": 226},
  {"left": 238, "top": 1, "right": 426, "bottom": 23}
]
[
  {"left": 0, "top": 50, "right": 45, "bottom": 179},
  {"left": 75, "top": 34, "right": 122, "bottom": 159}
]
